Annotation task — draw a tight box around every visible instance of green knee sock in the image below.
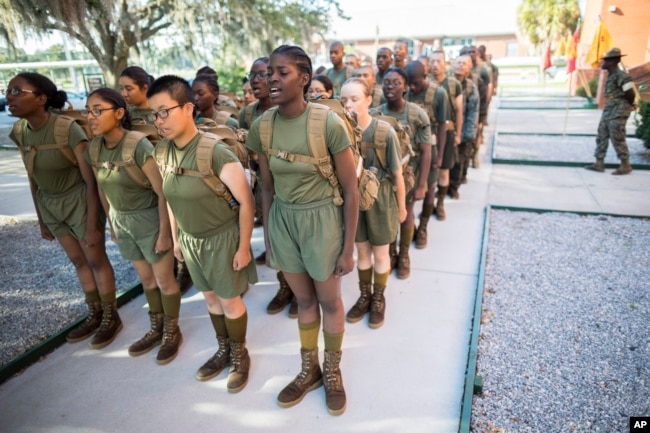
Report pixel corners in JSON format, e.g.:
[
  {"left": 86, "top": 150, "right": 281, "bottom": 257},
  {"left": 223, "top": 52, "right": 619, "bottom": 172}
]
[
  {"left": 373, "top": 269, "right": 390, "bottom": 287},
  {"left": 99, "top": 291, "right": 116, "bottom": 304},
  {"left": 400, "top": 226, "right": 415, "bottom": 249},
  {"left": 358, "top": 267, "right": 373, "bottom": 284},
  {"left": 323, "top": 330, "right": 344, "bottom": 352},
  {"left": 161, "top": 292, "right": 181, "bottom": 318},
  {"left": 421, "top": 203, "right": 435, "bottom": 220},
  {"left": 299, "top": 319, "right": 321, "bottom": 351},
  {"left": 83, "top": 289, "right": 101, "bottom": 304},
  {"left": 209, "top": 313, "right": 228, "bottom": 338},
  {"left": 224, "top": 311, "right": 248, "bottom": 343},
  {"left": 143, "top": 287, "right": 163, "bottom": 314}
]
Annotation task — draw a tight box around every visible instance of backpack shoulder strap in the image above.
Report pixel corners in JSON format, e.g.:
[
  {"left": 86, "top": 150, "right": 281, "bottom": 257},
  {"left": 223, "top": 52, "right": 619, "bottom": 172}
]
[
  {"left": 365, "top": 118, "right": 390, "bottom": 170},
  {"left": 51, "top": 115, "right": 78, "bottom": 166},
  {"left": 196, "top": 133, "right": 239, "bottom": 210},
  {"left": 215, "top": 111, "right": 233, "bottom": 125},
  {"left": 88, "top": 136, "right": 102, "bottom": 169},
  {"left": 406, "top": 102, "right": 422, "bottom": 128},
  {"left": 121, "top": 131, "right": 151, "bottom": 189},
  {"left": 308, "top": 104, "right": 343, "bottom": 205},
  {"left": 244, "top": 102, "right": 256, "bottom": 129},
  {"left": 258, "top": 107, "right": 278, "bottom": 157}
]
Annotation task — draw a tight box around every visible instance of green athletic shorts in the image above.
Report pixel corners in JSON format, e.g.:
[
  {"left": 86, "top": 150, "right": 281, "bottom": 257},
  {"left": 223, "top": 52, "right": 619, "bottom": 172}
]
[
  {"left": 428, "top": 130, "right": 456, "bottom": 186},
  {"left": 355, "top": 179, "right": 398, "bottom": 245},
  {"left": 37, "top": 183, "right": 106, "bottom": 241},
  {"left": 111, "top": 206, "right": 169, "bottom": 264},
  {"left": 178, "top": 218, "right": 258, "bottom": 298},
  {"left": 268, "top": 197, "right": 343, "bottom": 282}
]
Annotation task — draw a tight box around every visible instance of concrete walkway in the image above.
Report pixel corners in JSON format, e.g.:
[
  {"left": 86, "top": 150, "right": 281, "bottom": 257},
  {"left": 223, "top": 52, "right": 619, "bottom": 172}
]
[{"left": 1, "top": 100, "right": 648, "bottom": 433}]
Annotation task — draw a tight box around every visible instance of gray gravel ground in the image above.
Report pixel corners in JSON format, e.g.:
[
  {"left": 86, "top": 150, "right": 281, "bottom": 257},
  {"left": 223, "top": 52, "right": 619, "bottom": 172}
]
[
  {"left": 0, "top": 216, "right": 138, "bottom": 368},
  {"left": 471, "top": 210, "right": 650, "bottom": 433},
  {"left": 494, "top": 134, "right": 650, "bottom": 166}
]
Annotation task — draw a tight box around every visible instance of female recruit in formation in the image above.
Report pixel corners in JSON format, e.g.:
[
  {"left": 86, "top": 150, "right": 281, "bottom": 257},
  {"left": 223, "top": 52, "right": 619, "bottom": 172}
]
[
  {"left": 147, "top": 75, "right": 257, "bottom": 392},
  {"left": 192, "top": 75, "right": 240, "bottom": 129},
  {"left": 7, "top": 72, "right": 120, "bottom": 349},
  {"left": 372, "top": 67, "right": 432, "bottom": 280},
  {"left": 119, "top": 66, "right": 155, "bottom": 124},
  {"left": 246, "top": 45, "right": 358, "bottom": 416},
  {"left": 83, "top": 88, "right": 182, "bottom": 365},
  {"left": 339, "top": 77, "right": 407, "bottom": 329}
]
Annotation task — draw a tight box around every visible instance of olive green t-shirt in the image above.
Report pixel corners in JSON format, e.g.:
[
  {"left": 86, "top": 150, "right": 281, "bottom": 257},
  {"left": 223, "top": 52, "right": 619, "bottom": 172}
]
[
  {"left": 129, "top": 107, "right": 155, "bottom": 125},
  {"left": 326, "top": 66, "right": 354, "bottom": 97},
  {"left": 83, "top": 135, "right": 157, "bottom": 212},
  {"left": 9, "top": 114, "right": 87, "bottom": 195},
  {"left": 361, "top": 118, "right": 402, "bottom": 182},
  {"left": 246, "top": 104, "right": 351, "bottom": 204},
  {"left": 160, "top": 133, "right": 240, "bottom": 236},
  {"left": 372, "top": 102, "right": 432, "bottom": 149},
  {"left": 406, "top": 82, "right": 451, "bottom": 127},
  {"left": 238, "top": 101, "right": 262, "bottom": 130}
]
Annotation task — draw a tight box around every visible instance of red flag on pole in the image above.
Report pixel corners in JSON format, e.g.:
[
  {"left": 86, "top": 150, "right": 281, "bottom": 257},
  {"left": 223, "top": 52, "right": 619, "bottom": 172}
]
[
  {"left": 543, "top": 45, "right": 552, "bottom": 70},
  {"left": 567, "top": 26, "right": 580, "bottom": 73}
]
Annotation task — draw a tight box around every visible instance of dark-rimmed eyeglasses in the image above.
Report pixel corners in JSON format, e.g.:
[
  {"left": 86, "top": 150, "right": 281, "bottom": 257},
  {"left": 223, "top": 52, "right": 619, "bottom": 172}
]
[
  {"left": 247, "top": 71, "right": 268, "bottom": 81},
  {"left": 146, "top": 104, "right": 184, "bottom": 122},
  {"left": 81, "top": 107, "right": 118, "bottom": 117}
]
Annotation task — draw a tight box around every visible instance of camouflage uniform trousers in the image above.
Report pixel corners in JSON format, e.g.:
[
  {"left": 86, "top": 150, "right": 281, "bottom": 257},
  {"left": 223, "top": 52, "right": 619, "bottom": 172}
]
[
  {"left": 449, "top": 140, "right": 475, "bottom": 195},
  {"left": 595, "top": 115, "right": 630, "bottom": 160}
]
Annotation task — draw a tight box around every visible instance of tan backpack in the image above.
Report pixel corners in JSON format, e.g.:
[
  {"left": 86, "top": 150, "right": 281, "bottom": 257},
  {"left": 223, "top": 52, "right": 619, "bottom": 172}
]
[
  {"left": 258, "top": 101, "right": 379, "bottom": 211},
  {"left": 12, "top": 115, "right": 80, "bottom": 178},
  {"left": 87, "top": 130, "right": 152, "bottom": 189},
  {"left": 154, "top": 132, "right": 242, "bottom": 211}
]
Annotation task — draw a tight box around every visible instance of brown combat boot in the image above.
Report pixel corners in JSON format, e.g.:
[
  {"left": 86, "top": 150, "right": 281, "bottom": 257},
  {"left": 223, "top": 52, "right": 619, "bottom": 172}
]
[
  {"left": 89, "top": 301, "right": 123, "bottom": 349},
  {"left": 267, "top": 272, "right": 294, "bottom": 314},
  {"left": 156, "top": 316, "right": 182, "bottom": 365},
  {"left": 277, "top": 348, "right": 323, "bottom": 408},
  {"left": 195, "top": 336, "right": 230, "bottom": 381},
  {"left": 414, "top": 218, "right": 429, "bottom": 249},
  {"left": 397, "top": 248, "right": 410, "bottom": 279},
  {"left": 585, "top": 158, "right": 605, "bottom": 172},
  {"left": 323, "top": 350, "right": 346, "bottom": 416},
  {"left": 346, "top": 282, "right": 372, "bottom": 323},
  {"left": 128, "top": 311, "right": 164, "bottom": 356},
  {"left": 66, "top": 301, "right": 102, "bottom": 343},
  {"left": 227, "top": 341, "right": 251, "bottom": 393},
  {"left": 389, "top": 241, "right": 398, "bottom": 270},
  {"left": 612, "top": 158, "right": 632, "bottom": 175},
  {"left": 435, "top": 186, "right": 448, "bottom": 221},
  {"left": 368, "top": 285, "right": 386, "bottom": 329}
]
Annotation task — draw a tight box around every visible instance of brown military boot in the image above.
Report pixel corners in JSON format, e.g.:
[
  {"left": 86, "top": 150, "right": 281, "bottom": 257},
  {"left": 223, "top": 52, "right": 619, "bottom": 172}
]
[
  {"left": 128, "top": 311, "right": 164, "bottom": 356},
  {"left": 89, "top": 301, "right": 123, "bottom": 349},
  {"left": 277, "top": 348, "right": 323, "bottom": 408},
  {"left": 388, "top": 241, "right": 398, "bottom": 270},
  {"left": 368, "top": 285, "right": 386, "bottom": 329},
  {"left": 414, "top": 218, "right": 428, "bottom": 249},
  {"left": 612, "top": 158, "right": 632, "bottom": 175},
  {"left": 585, "top": 158, "right": 605, "bottom": 172},
  {"left": 195, "top": 336, "right": 230, "bottom": 381},
  {"left": 267, "top": 272, "right": 293, "bottom": 314},
  {"left": 323, "top": 350, "right": 346, "bottom": 416},
  {"left": 66, "top": 301, "right": 102, "bottom": 343},
  {"left": 346, "top": 282, "right": 372, "bottom": 323},
  {"left": 288, "top": 296, "right": 298, "bottom": 319},
  {"left": 227, "top": 341, "right": 251, "bottom": 393},
  {"left": 156, "top": 316, "right": 183, "bottom": 365},
  {"left": 397, "top": 248, "right": 410, "bottom": 280}
]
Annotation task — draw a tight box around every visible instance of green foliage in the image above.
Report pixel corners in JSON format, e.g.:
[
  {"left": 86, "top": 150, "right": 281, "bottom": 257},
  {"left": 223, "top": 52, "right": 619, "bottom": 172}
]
[
  {"left": 517, "top": 0, "right": 580, "bottom": 49},
  {"left": 217, "top": 63, "right": 247, "bottom": 94},
  {"left": 634, "top": 100, "right": 650, "bottom": 149},
  {"left": 576, "top": 78, "right": 598, "bottom": 99},
  {"left": 0, "top": 0, "right": 345, "bottom": 87}
]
